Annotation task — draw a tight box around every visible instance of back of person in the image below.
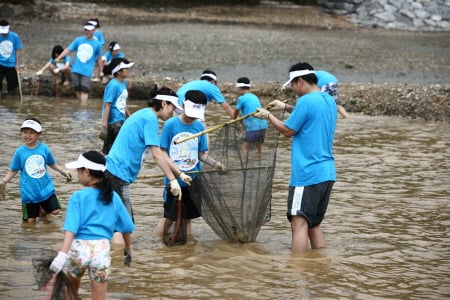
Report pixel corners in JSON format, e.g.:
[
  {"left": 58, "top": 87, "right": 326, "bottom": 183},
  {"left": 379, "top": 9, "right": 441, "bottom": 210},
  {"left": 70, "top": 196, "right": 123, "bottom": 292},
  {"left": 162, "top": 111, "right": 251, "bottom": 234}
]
[
  {"left": 237, "top": 92, "right": 268, "bottom": 132},
  {"left": 176, "top": 80, "right": 225, "bottom": 106}
]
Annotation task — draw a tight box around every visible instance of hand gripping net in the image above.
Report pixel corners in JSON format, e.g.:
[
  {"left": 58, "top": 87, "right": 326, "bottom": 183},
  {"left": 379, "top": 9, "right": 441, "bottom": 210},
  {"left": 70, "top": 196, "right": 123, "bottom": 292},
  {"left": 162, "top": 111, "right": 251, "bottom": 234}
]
[{"left": 189, "top": 110, "right": 284, "bottom": 242}]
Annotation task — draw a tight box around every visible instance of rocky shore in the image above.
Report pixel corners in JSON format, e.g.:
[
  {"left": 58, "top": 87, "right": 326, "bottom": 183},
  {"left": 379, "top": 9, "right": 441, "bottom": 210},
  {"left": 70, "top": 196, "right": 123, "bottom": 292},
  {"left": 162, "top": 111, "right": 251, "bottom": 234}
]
[{"left": 2, "top": 1, "right": 449, "bottom": 123}]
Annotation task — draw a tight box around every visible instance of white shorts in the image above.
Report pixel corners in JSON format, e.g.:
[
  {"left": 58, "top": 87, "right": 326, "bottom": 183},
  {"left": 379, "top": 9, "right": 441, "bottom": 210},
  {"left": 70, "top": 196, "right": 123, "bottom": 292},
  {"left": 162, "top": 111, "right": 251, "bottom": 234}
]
[{"left": 67, "top": 239, "right": 111, "bottom": 283}]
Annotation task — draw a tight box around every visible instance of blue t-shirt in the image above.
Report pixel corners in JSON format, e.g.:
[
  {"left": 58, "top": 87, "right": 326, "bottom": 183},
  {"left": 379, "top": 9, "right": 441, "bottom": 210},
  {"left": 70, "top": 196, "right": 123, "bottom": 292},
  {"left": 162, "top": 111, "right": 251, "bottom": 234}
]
[
  {"left": 106, "top": 108, "right": 160, "bottom": 183},
  {"left": 316, "top": 70, "right": 338, "bottom": 88},
  {"left": 9, "top": 142, "right": 56, "bottom": 204},
  {"left": 160, "top": 116, "right": 208, "bottom": 188},
  {"left": 236, "top": 92, "right": 268, "bottom": 132},
  {"left": 176, "top": 80, "right": 226, "bottom": 106},
  {"left": 284, "top": 91, "right": 337, "bottom": 186},
  {"left": 49, "top": 56, "right": 71, "bottom": 69},
  {"left": 93, "top": 31, "right": 105, "bottom": 47},
  {"left": 0, "top": 32, "right": 23, "bottom": 68},
  {"left": 102, "top": 51, "right": 125, "bottom": 63},
  {"left": 102, "top": 78, "right": 128, "bottom": 124},
  {"left": 68, "top": 36, "right": 102, "bottom": 77},
  {"left": 63, "top": 187, "right": 135, "bottom": 240}
]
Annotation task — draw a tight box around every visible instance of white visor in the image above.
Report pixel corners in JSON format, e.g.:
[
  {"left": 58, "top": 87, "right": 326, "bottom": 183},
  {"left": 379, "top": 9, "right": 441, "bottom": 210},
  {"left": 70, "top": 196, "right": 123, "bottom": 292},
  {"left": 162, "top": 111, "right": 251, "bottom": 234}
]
[
  {"left": 201, "top": 73, "right": 217, "bottom": 81},
  {"left": 154, "top": 94, "right": 184, "bottom": 114},
  {"left": 0, "top": 25, "right": 9, "bottom": 34},
  {"left": 184, "top": 100, "right": 206, "bottom": 120},
  {"left": 111, "top": 61, "right": 135, "bottom": 75},
  {"left": 21, "top": 119, "right": 42, "bottom": 133},
  {"left": 65, "top": 153, "right": 106, "bottom": 171},
  {"left": 112, "top": 43, "right": 121, "bottom": 50},
  {"left": 282, "top": 69, "right": 316, "bottom": 87},
  {"left": 235, "top": 82, "right": 251, "bottom": 88},
  {"left": 84, "top": 24, "right": 96, "bottom": 31}
]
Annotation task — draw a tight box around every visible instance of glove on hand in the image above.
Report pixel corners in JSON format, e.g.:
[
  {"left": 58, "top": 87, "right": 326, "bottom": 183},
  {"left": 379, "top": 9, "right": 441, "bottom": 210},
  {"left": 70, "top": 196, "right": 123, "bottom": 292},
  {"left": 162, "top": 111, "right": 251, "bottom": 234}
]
[
  {"left": 0, "top": 181, "right": 6, "bottom": 201},
  {"left": 268, "top": 99, "right": 286, "bottom": 110},
  {"left": 53, "top": 68, "right": 60, "bottom": 74},
  {"left": 60, "top": 169, "right": 72, "bottom": 182},
  {"left": 49, "top": 251, "right": 67, "bottom": 274},
  {"left": 178, "top": 173, "right": 192, "bottom": 186},
  {"left": 123, "top": 247, "right": 132, "bottom": 267},
  {"left": 215, "top": 162, "right": 227, "bottom": 175},
  {"left": 36, "top": 70, "right": 43, "bottom": 76},
  {"left": 99, "top": 71, "right": 104, "bottom": 77},
  {"left": 254, "top": 108, "right": 271, "bottom": 119},
  {"left": 99, "top": 126, "right": 108, "bottom": 141},
  {"left": 169, "top": 179, "right": 182, "bottom": 199}
]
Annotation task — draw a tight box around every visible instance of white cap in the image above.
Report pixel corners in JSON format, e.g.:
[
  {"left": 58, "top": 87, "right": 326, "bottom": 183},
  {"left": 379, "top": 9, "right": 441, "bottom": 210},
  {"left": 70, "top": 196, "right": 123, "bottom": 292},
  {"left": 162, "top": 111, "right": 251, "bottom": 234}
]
[
  {"left": 112, "top": 43, "right": 121, "bottom": 51},
  {"left": 0, "top": 25, "right": 9, "bottom": 34},
  {"left": 235, "top": 82, "right": 251, "bottom": 88},
  {"left": 65, "top": 153, "right": 106, "bottom": 171},
  {"left": 154, "top": 94, "right": 184, "bottom": 114},
  {"left": 111, "top": 61, "right": 135, "bottom": 75},
  {"left": 83, "top": 24, "right": 96, "bottom": 31},
  {"left": 201, "top": 72, "right": 217, "bottom": 81},
  {"left": 21, "top": 119, "right": 42, "bottom": 133},
  {"left": 282, "top": 69, "right": 316, "bottom": 87},
  {"left": 183, "top": 100, "right": 205, "bottom": 120}
]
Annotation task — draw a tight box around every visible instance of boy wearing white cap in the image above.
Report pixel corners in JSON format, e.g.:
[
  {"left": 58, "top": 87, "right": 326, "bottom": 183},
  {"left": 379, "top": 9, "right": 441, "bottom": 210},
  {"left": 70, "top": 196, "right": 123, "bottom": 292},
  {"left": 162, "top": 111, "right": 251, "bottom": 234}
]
[
  {"left": 155, "top": 90, "right": 226, "bottom": 240},
  {"left": 0, "top": 19, "right": 23, "bottom": 97},
  {"left": 54, "top": 21, "right": 103, "bottom": 105},
  {"left": 101, "top": 41, "right": 125, "bottom": 84},
  {"left": 0, "top": 118, "right": 72, "bottom": 223},
  {"left": 100, "top": 58, "right": 134, "bottom": 154},
  {"left": 253, "top": 62, "right": 337, "bottom": 253}
]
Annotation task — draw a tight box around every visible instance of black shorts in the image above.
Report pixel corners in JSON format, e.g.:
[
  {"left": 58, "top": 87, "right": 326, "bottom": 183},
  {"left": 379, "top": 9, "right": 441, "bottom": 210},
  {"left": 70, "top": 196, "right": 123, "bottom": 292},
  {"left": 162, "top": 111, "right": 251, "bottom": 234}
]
[
  {"left": 243, "top": 129, "right": 266, "bottom": 143},
  {"left": 163, "top": 186, "right": 201, "bottom": 221},
  {"left": 287, "top": 181, "right": 334, "bottom": 227},
  {"left": 22, "top": 194, "right": 61, "bottom": 220},
  {"left": 102, "top": 121, "right": 123, "bottom": 154}
]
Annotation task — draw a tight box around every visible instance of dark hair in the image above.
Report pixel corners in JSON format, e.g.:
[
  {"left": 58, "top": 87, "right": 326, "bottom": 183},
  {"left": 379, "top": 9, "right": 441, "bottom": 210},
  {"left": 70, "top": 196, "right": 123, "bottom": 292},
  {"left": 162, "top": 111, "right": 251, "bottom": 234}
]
[
  {"left": 185, "top": 90, "right": 207, "bottom": 105},
  {"left": 236, "top": 77, "right": 251, "bottom": 90},
  {"left": 104, "top": 57, "right": 131, "bottom": 76},
  {"left": 51, "top": 45, "right": 64, "bottom": 59},
  {"left": 200, "top": 69, "right": 217, "bottom": 81},
  {"left": 0, "top": 19, "right": 9, "bottom": 27},
  {"left": 148, "top": 86, "right": 177, "bottom": 111},
  {"left": 289, "top": 62, "right": 317, "bottom": 85},
  {"left": 82, "top": 151, "right": 113, "bottom": 204},
  {"left": 88, "top": 18, "right": 100, "bottom": 28}
]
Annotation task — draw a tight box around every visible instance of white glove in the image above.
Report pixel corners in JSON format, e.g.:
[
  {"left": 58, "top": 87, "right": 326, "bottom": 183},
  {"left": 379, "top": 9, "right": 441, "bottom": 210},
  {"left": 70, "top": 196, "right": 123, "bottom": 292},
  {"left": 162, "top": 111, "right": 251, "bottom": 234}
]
[
  {"left": 169, "top": 179, "right": 182, "bottom": 199},
  {"left": 253, "top": 108, "right": 271, "bottom": 119},
  {"left": 99, "top": 71, "right": 104, "bottom": 77},
  {"left": 268, "top": 99, "right": 286, "bottom": 110},
  {"left": 178, "top": 173, "right": 192, "bottom": 186},
  {"left": 60, "top": 169, "right": 72, "bottom": 182},
  {"left": 36, "top": 70, "right": 43, "bottom": 76},
  {"left": 102, "top": 55, "right": 107, "bottom": 61},
  {"left": 49, "top": 251, "right": 67, "bottom": 274},
  {"left": 215, "top": 162, "right": 227, "bottom": 174},
  {"left": 53, "top": 68, "right": 60, "bottom": 74}
]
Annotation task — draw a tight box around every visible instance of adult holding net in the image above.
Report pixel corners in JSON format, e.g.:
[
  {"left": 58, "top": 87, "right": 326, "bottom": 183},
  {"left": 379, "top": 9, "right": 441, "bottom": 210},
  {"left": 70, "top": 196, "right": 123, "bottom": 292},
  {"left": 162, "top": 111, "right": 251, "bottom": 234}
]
[{"left": 253, "top": 62, "right": 337, "bottom": 253}]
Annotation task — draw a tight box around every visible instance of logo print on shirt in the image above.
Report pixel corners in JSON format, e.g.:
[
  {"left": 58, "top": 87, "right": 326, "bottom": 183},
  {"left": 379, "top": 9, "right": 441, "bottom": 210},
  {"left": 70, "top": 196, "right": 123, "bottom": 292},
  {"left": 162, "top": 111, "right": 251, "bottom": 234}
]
[
  {"left": 25, "top": 154, "right": 46, "bottom": 179},
  {"left": 77, "top": 43, "right": 94, "bottom": 63}
]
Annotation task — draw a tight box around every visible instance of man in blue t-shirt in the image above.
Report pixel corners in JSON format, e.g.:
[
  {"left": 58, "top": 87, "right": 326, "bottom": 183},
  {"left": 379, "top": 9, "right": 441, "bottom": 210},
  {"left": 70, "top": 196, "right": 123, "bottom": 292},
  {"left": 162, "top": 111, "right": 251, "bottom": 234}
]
[
  {"left": 0, "top": 19, "right": 23, "bottom": 96},
  {"left": 254, "top": 62, "right": 337, "bottom": 253},
  {"left": 176, "top": 69, "right": 234, "bottom": 118}
]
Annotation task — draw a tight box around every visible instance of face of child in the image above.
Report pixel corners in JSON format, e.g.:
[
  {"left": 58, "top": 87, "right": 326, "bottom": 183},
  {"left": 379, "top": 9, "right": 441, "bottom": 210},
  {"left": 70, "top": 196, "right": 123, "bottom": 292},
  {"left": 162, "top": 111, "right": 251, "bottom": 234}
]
[
  {"left": 84, "top": 29, "right": 94, "bottom": 38},
  {"left": 76, "top": 168, "right": 90, "bottom": 186},
  {"left": 159, "top": 101, "right": 176, "bottom": 121},
  {"left": 21, "top": 128, "right": 40, "bottom": 147}
]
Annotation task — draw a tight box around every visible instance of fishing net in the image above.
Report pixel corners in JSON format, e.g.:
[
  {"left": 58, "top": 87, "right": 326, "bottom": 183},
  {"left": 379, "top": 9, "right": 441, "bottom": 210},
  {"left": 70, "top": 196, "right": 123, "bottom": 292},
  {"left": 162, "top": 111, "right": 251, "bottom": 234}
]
[
  {"left": 189, "top": 109, "right": 284, "bottom": 242},
  {"left": 32, "top": 252, "right": 79, "bottom": 300}
]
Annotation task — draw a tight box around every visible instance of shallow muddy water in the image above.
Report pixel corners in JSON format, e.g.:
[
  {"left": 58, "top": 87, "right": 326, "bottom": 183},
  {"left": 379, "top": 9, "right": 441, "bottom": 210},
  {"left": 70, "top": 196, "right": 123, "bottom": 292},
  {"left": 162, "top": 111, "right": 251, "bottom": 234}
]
[{"left": 0, "top": 95, "right": 449, "bottom": 299}]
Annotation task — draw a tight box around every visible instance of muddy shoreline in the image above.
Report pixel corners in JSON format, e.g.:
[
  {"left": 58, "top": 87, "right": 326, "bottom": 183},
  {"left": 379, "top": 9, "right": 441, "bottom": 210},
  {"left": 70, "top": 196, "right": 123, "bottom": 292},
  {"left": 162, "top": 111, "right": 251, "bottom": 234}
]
[{"left": 4, "top": 2, "right": 450, "bottom": 122}]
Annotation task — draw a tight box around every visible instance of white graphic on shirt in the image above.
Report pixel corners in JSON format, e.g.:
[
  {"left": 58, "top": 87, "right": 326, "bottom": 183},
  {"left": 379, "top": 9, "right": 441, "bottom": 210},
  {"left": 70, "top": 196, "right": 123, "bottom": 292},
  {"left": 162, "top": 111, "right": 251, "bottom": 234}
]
[
  {"left": 76, "top": 43, "right": 94, "bottom": 63},
  {"left": 116, "top": 89, "right": 128, "bottom": 114},
  {"left": 25, "top": 154, "right": 46, "bottom": 179},
  {"left": 170, "top": 132, "right": 199, "bottom": 172},
  {"left": 0, "top": 40, "right": 13, "bottom": 58}
]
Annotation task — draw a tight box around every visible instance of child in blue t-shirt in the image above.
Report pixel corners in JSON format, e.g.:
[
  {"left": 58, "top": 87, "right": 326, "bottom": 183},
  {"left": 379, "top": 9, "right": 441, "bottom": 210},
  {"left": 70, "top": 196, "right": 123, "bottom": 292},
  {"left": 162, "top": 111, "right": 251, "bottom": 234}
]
[
  {"left": 101, "top": 41, "right": 125, "bottom": 84},
  {"left": 36, "top": 45, "right": 72, "bottom": 86},
  {"left": 0, "top": 118, "right": 72, "bottom": 223}
]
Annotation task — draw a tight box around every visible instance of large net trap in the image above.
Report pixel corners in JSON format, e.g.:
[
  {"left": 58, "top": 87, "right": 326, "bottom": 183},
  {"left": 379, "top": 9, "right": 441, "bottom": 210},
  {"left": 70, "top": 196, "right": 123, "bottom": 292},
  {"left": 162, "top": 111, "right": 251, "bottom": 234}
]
[{"left": 187, "top": 109, "right": 284, "bottom": 243}]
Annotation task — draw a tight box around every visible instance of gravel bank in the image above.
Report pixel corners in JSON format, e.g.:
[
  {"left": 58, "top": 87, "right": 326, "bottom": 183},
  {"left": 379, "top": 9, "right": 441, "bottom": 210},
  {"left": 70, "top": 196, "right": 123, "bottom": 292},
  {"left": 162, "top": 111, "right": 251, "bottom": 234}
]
[{"left": 4, "top": 1, "right": 450, "bottom": 122}]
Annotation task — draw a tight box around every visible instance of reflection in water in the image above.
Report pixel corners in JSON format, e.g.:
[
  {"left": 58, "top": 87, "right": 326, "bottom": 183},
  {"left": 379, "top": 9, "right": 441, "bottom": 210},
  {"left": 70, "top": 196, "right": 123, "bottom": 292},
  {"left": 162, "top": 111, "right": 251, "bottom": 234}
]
[{"left": 0, "top": 97, "right": 449, "bottom": 299}]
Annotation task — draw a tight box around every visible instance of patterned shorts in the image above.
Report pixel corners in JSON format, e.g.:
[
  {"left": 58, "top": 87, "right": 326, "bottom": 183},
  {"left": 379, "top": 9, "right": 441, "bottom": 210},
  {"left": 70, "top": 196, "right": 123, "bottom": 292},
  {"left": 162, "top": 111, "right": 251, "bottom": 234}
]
[{"left": 67, "top": 239, "right": 111, "bottom": 283}]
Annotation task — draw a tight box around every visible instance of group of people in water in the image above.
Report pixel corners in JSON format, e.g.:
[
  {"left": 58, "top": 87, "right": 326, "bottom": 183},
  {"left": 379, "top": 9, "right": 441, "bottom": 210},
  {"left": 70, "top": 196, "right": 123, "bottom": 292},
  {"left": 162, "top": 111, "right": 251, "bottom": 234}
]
[{"left": 0, "top": 16, "right": 345, "bottom": 299}]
